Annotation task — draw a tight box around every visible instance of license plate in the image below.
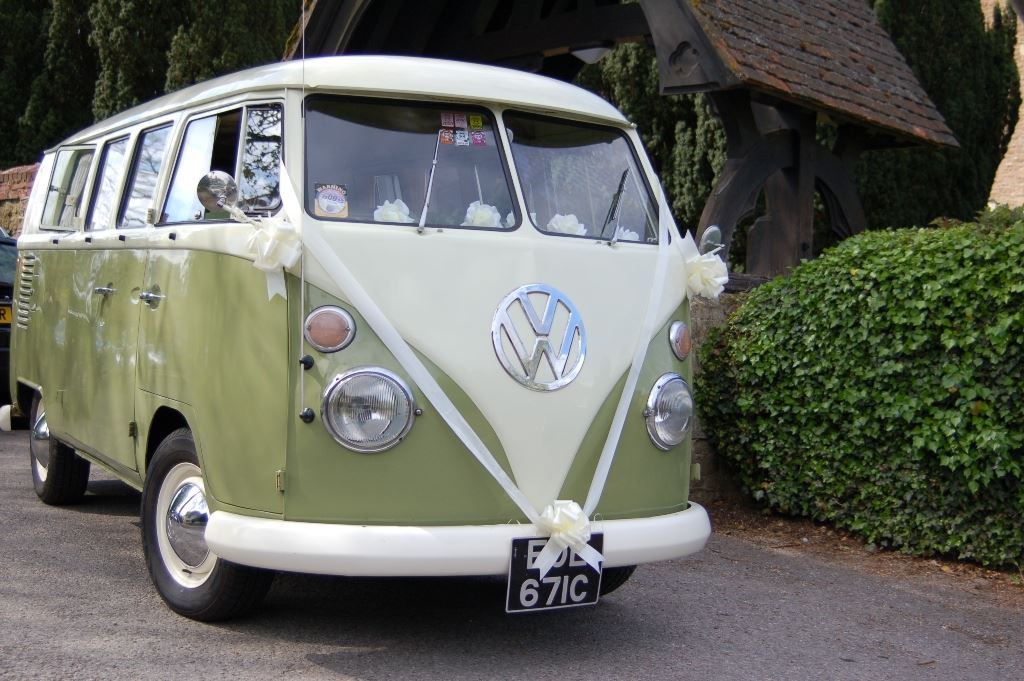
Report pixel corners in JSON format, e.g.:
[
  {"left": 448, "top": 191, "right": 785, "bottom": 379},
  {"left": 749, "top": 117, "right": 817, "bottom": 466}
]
[
  {"left": 505, "top": 534, "right": 603, "bottom": 613},
  {"left": 0, "top": 305, "right": 10, "bottom": 324}
]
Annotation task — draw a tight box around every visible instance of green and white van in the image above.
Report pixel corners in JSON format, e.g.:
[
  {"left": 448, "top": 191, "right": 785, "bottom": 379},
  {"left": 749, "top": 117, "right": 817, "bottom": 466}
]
[{"left": 4, "top": 56, "right": 716, "bottom": 620}]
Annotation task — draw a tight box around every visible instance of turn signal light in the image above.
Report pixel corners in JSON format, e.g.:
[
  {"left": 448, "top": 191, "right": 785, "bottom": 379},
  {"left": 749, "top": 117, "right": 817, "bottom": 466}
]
[
  {"left": 668, "top": 321, "right": 691, "bottom": 360},
  {"left": 304, "top": 306, "right": 356, "bottom": 353}
]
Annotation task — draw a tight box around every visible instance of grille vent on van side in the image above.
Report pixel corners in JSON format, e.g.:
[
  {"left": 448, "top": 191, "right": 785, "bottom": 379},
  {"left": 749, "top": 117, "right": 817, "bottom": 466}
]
[{"left": 16, "top": 253, "right": 37, "bottom": 329}]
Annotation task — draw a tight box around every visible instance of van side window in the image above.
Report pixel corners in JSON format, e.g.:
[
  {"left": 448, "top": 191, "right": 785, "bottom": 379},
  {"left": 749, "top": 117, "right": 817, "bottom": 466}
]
[
  {"left": 120, "top": 125, "right": 172, "bottom": 229},
  {"left": 162, "top": 105, "right": 281, "bottom": 223},
  {"left": 40, "top": 148, "right": 95, "bottom": 230},
  {"left": 86, "top": 137, "right": 129, "bottom": 231}
]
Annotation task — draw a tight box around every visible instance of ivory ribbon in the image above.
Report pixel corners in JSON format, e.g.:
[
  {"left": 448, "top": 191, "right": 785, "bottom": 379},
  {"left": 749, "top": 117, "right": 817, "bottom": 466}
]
[
  {"left": 277, "top": 165, "right": 674, "bottom": 579},
  {"left": 230, "top": 206, "right": 303, "bottom": 300},
  {"left": 672, "top": 223, "right": 727, "bottom": 300}
]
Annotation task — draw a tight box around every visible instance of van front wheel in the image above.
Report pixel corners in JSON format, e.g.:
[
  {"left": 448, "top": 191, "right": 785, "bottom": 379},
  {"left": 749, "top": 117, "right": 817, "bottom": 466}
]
[
  {"left": 600, "top": 565, "right": 636, "bottom": 595},
  {"left": 29, "top": 393, "right": 89, "bottom": 505},
  {"left": 142, "top": 428, "right": 273, "bottom": 621}
]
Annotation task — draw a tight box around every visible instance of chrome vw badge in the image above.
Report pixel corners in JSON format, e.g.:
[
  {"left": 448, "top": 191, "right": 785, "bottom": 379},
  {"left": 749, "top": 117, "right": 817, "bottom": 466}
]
[{"left": 491, "top": 284, "right": 586, "bottom": 391}]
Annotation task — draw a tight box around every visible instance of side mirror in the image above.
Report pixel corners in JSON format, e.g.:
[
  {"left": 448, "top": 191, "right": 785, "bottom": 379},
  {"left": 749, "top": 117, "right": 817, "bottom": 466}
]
[
  {"left": 197, "top": 171, "right": 239, "bottom": 213},
  {"left": 698, "top": 224, "right": 724, "bottom": 255}
]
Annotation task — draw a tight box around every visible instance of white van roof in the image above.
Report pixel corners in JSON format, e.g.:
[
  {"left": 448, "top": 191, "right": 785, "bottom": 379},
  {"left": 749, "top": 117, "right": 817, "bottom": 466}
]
[{"left": 61, "top": 55, "right": 628, "bottom": 146}]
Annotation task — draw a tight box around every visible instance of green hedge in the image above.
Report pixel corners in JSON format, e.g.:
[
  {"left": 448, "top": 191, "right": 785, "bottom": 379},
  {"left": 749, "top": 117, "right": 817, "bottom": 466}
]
[{"left": 697, "top": 208, "right": 1024, "bottom": 568}]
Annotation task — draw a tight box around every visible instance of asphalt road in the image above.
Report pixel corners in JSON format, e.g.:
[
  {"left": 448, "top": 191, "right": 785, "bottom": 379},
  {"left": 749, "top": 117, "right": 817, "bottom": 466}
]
[{"left": 1, "top": 429, "right": 1020, "bottom": 681}]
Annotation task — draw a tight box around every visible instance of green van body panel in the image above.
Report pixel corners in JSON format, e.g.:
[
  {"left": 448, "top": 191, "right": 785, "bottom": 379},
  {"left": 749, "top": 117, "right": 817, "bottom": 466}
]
[
  {"left": 558, "top": 307, "right": 693, "bottom": 519},
  {"left": 61, "top": 246, "right": 147, "bottom": 473},
  {"left": 284, "top": 280, "right": 525, "bottom": 525},
  {"left": 14, "top": 248, "right": 692, "bottom": 527},
  {"left": 13, "top": 249, "right": 79, "bottom": 435},
  {"left": 278, "top": 283, "right": 691, "bottom": 525},
  {"left": 136, "top": 248, "right": 289, "bottom": 514}
]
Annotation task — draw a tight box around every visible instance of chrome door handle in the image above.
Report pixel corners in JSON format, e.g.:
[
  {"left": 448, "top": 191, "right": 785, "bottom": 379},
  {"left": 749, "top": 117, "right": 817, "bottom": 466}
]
[
  {"left": 140, "top": 289, "right": 165, "bottom": 308},
  {"left": 93, "top": 286, "right": 117, "bottom": 296}
]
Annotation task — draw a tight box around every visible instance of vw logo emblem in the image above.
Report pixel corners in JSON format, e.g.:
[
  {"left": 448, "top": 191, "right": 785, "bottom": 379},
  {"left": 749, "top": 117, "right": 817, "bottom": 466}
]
[{"left": 491, "top": 284, "right": 587, "bottom": 391}]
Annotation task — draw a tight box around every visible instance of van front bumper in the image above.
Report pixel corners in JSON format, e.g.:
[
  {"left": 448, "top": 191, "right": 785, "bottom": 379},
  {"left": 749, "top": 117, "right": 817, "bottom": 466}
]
[{"left": 205, "top": 503, "right": 711, "bottom": 576}]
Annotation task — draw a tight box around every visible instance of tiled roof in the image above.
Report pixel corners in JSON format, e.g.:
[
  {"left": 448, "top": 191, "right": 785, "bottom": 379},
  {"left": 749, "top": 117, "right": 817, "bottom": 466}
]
[{"left": 689, "top": 0, "right": 958, "bottom": 147}]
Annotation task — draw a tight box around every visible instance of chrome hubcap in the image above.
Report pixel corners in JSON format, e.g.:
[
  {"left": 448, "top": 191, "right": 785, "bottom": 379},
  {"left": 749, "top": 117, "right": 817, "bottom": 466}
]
[
  {"left": 155, "top": 462, "right": 215, "bottom": 588},
  {"left": 30, "top": 408, "right": 50, "bottom": 482},
  {"left": 165, "top": 482, "right": 210, "bottom": 567}
]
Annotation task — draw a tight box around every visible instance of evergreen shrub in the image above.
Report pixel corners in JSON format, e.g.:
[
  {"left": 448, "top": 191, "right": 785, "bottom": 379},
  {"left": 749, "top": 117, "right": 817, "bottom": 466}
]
[{"left": 697, "top": 208, "right": 1024, "bottom": 568}]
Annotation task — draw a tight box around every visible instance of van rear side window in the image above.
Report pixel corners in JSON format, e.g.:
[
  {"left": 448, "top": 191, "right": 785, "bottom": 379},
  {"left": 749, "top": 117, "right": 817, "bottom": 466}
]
[
  {"left": 87, "top": 137, "right": 129, "bottom": 231},
  {"left": 120, "top": 125, "right": 172, "bottom": 229},
  {"left": 41, "top": 148, "right": 95, "bottom": 230}
]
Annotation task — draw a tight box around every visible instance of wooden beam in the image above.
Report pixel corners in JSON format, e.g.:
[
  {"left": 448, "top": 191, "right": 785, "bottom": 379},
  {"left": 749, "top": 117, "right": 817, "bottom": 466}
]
[{"left": 449, "top": 4, "right": 649, "bottom": 62}]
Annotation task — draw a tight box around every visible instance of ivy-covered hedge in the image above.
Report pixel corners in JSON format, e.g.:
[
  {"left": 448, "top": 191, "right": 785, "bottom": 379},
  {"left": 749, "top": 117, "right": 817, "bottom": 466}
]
[{"left": 697, "top": 208, "right": 1024, "bottom": 568}]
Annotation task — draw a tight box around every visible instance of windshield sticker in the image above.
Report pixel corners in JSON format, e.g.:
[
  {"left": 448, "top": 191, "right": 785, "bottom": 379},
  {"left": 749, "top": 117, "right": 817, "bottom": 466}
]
[
  {"left": 441, "top": 112, "right": 455, "bottom": 127},
  {"left": 455, "top": 129, "right": 471, "bottom": 146},
  {"left": 471, "top": 130, "right": 487, "bottom": 146},
  {"left": 453, "top": 113, "right": 468, "bottom": 129},
  {"left": 440, "top": 128, "right": 455, "bottom": 145},
  {"left": 468, "top": 114, "right": 484, "bottom": 130},
  {"left": 314, "top": 183, "right": 349, "bottom": 218}
]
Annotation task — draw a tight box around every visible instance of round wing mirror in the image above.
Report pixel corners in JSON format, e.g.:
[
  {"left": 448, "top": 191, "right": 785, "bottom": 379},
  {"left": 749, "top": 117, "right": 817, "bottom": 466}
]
[
  {"left": 197, "top": 171, "right": 239, "bottom": 212},
  {"left": 698, "top": 224, "right": 724, "bottom": 255}
]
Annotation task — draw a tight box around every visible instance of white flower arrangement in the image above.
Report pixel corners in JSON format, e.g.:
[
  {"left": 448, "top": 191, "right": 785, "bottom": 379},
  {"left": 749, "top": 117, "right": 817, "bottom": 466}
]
[
  {"left": 546, "top": 213, "right": 587, "bottom": 236},
  {"left": 461, "top": 200, "right": 502, "bottom": 227},
  {"left": 373, "top": 199, "right": 414, "bottom": 223},
  {"left": 614, "top": 226, "right": 640, "bottom": 242},
  {"left": 685, "top": 251, "right": 729, "bottom": 300}
]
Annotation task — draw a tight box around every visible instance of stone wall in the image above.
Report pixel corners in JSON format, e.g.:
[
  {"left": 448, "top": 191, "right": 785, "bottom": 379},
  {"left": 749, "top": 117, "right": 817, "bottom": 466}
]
[
  {"left": 0, "top": 164, "right": 39, "bottom": 237},
  {"left": 688, "top": 291, "right": 746, "bottom": 504}
]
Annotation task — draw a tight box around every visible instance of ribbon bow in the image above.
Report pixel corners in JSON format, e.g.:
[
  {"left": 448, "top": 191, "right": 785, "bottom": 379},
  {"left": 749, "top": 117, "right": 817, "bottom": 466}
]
[
  {"left": 532, "top": 500, "right": 604, "bottom": 578},
  {"left": 236, "top": 207, "right": 302, "bottom": 300},
  {"left": 684, "top": 250, "right": 729, "bottom": 300}
]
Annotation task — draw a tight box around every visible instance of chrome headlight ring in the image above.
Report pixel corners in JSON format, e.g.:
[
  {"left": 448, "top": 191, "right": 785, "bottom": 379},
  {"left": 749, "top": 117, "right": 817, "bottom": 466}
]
[
  {"left": 320, "top": 367, "right": 416, "bottom": 453},
  {"left": 644, "top": 373, "right": 694, "bottom": 451}
]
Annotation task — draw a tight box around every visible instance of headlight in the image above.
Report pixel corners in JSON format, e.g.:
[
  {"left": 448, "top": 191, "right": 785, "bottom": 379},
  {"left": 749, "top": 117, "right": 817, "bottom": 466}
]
[
  {"left": 644, "top": 373, "right": 693, "bottom": 450},
  {"left": 321, "top": 367, "right": 416, "bottom": 453}
]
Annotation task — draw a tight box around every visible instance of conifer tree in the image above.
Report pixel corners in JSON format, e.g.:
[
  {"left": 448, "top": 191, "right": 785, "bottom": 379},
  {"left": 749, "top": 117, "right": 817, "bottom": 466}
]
[
  {"left": 857, "top": 0, "right": 1019, "bottom": 227},
  {"left": 89, "top": 0, "right": 185, "bottom": 120},
  {"left": 0, "top": 0, "right": 49, "bottom": 165},
  {"left": 165, "top": 0, "right": 298, "bottom": 92},
  {"left": 16, "top": 0, "right": 98, "bottom": 162}
]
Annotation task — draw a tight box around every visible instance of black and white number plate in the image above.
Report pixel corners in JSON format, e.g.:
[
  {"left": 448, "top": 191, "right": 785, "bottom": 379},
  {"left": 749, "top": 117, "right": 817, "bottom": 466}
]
[{"left": 505, "top": 534, "right": 603, "bottom": 613}]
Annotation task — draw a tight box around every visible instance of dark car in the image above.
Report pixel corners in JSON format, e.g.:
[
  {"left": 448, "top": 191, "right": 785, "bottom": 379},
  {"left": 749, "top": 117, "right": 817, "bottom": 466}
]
[{"left": 0, "top": 234, "right": 16, "bottom": 405}]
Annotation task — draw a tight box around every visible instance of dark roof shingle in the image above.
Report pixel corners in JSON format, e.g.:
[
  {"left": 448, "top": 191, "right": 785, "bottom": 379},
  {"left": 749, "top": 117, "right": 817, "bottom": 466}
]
[{"left": 689, "top": 0, "right": 958, "bottom": 147}]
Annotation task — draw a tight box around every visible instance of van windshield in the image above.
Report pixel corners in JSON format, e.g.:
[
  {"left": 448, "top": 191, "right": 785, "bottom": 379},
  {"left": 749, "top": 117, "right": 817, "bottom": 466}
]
[
  {"left": 504, "top": 111, "right": 657, "bottom": 243},
  {"left": 305, "top": 97, "right": 518, "bottom": 230}
]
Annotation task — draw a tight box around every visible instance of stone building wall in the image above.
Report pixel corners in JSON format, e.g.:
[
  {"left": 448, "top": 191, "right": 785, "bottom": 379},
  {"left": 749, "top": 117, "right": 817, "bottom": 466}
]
[
  {"left": 688, "top": 293, "right": 746, "bottom": 503},
  {"left": 984, "top": 0, "right": 1024, "bottom": 207},
  {"left": 0, "top": 164, "right": 38, "bottom": 237}
]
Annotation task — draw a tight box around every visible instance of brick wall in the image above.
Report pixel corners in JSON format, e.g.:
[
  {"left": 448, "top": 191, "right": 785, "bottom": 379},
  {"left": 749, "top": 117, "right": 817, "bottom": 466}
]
[
  {"left": 983, "top": 0, "right": 1024, "bottom": 207},
  {"left": 0, "top": 164, "right": 39, "bottom": 237}
]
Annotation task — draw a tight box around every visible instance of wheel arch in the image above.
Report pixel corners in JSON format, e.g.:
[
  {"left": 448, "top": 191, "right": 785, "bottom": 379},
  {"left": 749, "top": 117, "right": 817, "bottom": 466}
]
[
  {"left": 16, "top": 380, "right": 38, "bottom": 418},
  {"left": 146, "top": 407, "right": 190, "bottom": 473}
]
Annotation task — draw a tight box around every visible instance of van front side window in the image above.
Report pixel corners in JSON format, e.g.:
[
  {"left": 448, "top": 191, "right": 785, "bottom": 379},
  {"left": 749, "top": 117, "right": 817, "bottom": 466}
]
[
  {"left": 41, "top": 148, "right": 95, "bottom": 230},
  {"left": 504, "top": 112, "right": 657, "bottom": 243},
  {"left": 305, "top": 97, "right": 517, "bottom": 230},
  {"left": 163, "top": 105, "right": 282, "bottom": 223},
  {"left": 120, "top": 125, "right": 172, "bottom": 229}
]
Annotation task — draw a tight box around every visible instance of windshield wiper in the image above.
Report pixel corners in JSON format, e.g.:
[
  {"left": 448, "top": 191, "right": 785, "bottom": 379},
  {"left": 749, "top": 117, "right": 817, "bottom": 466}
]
[
  {"left": 600, "top": 167, "right": 630, "bottom": 242},
  {"left": 417, "top": 129, "right": 444, "bottom": 233}
]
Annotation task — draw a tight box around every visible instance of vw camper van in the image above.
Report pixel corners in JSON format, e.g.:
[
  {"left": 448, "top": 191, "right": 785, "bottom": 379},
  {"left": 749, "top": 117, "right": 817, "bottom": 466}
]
[{"left": 6, "top": 56, "right": 716, "bottom": 620}]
